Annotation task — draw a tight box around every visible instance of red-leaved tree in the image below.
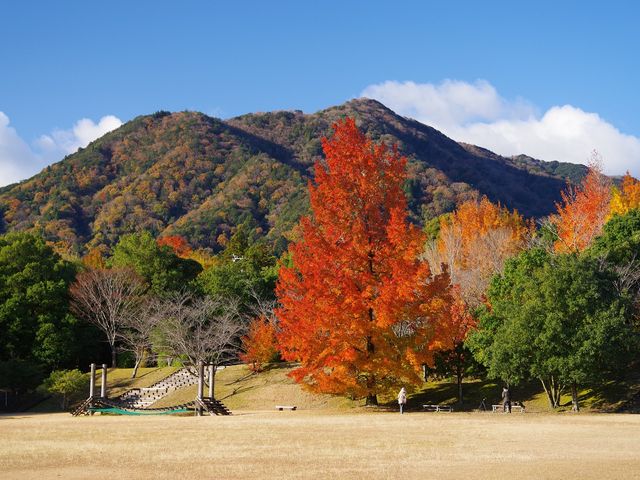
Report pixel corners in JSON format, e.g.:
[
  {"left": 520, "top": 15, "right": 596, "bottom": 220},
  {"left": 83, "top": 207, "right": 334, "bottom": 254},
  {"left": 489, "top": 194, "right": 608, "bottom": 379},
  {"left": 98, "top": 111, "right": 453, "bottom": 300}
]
[
  {"left": 276, "top": 118, "right": 451, "bottom": 405},
  {"left": 157, "top": 235, "right": 193, "bottom": 257},
  {"left": 240, "top": 316, "right": 279, "bottom": 372}
]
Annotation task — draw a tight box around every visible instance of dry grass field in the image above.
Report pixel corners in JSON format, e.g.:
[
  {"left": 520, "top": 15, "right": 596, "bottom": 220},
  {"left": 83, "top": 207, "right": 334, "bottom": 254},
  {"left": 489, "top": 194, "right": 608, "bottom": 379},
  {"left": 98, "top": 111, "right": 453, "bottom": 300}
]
[{"left": 2, "top": 411, "right": 640, "bottom": 479}]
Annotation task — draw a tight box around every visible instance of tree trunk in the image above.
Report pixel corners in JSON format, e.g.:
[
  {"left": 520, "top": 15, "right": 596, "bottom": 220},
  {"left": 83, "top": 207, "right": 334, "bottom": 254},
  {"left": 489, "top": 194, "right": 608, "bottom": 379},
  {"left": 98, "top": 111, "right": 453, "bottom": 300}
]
[
  {"left": 365, "top": 394, "right": 378, "bottom": 406},
  {"left": 540, "top": 376, "right": 562, "bottom": 409},
  {"left": 111, "top": 344, "right": 117, "bottom": 368},
  {"left": 551, "top": 377, "right": 562, "bottom": 408},
  {"left": 131, "top": 357, "right": 141, "bottom": 379},
  {"left": 571, "top": 383, "right": 580, "bottom": 412},
  {"left": 364, "top": 331, "right": 377, "bottom": 406},
  {"left": 457, "top": 369, "right": 463, "bottom": 405},
  {"left": 541, "top": 378, "right": 555, "bottom": 409}
]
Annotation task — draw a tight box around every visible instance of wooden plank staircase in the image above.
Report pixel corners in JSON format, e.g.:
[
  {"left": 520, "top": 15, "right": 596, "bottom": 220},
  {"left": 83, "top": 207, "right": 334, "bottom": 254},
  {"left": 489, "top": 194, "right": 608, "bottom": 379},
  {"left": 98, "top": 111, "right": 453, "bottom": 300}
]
[
  {"left": 71, "top": 397, "right": 94, "bottom": 416},
  {"left": 71, "top": 367, "right": 232, "bottom": 416},
  {"left": 197, "top": 397, "right": 232, "bottom": 416},
  {"left": 116, "top": 368, "right": 200, "bottom": 409}
]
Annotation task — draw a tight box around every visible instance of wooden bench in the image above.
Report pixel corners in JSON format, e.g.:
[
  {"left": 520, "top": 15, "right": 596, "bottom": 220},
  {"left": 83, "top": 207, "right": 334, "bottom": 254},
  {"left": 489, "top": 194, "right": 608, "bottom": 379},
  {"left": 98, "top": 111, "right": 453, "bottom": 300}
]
[
  {"left": 275, "top": 405, "right": 297, "bottom": 411},
  {"left": 492, "top": 404, "right": 525, "bottom": 413},
  {"left": 422, "top": 404, "right": 453, "bottom": 412}
]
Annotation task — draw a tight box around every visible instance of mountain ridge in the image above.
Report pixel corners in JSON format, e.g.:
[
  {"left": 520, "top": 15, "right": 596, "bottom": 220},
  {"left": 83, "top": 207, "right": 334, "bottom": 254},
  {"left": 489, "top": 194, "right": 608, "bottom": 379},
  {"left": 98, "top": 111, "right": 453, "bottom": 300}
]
[{"left": 0, "top": 98, "right": 586, "bottom": 253}]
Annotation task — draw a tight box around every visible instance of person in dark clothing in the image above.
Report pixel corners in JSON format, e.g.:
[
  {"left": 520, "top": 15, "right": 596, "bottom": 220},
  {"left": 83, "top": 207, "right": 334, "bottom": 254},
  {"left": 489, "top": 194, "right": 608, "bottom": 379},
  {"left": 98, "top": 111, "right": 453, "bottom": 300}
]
[{"left": 502, "top": 386, "right": 511, "bottom": 413}]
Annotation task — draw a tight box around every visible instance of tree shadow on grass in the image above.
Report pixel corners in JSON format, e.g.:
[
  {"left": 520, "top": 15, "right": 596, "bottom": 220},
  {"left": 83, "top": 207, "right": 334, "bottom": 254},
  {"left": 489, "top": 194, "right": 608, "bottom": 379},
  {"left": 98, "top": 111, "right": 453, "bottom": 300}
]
[
  {"left": 219, "top": 384, "right": 258, "bottom": 401},
  {"left": 380, "top": 378, "right": 551, "bottom": 413}
]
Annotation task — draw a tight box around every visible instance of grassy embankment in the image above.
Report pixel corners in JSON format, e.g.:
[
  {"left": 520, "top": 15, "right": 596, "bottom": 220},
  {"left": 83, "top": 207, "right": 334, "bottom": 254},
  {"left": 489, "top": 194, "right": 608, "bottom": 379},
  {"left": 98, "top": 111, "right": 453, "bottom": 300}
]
[
  {"left": 151, "top": 363, "right": 640, "bottom": 413},
  {"left": 32, "top": 362, "right": 640, "bottom": 413}
]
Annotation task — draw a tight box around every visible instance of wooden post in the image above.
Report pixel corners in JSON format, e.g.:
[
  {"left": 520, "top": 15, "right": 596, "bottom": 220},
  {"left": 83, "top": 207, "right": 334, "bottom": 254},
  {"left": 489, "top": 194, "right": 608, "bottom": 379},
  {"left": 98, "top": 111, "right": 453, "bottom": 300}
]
[
  {"left": 89, "top": 363, "right": 96, "bottom": 398},
  {"left": 196, "top": 362, "right": 204, "bottom": 416},
  {"left": 208, "top": 364, "right": 214, "bottom": 398},
  {"left": 100, "top": 364, "right": 107, "bottom": 398}
]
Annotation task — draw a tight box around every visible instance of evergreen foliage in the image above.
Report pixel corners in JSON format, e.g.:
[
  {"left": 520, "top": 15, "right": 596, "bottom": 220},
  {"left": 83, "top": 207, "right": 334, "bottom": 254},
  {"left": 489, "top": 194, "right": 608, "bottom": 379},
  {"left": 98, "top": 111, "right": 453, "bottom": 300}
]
[
  {"left": 468, "top": 248, "right": 638, "bottom": 409},
  {"left": 41, "top": 369, "right": 88, "bottom": 409},
  {"left": 0, "top": 232, "right": 89, "bottom": 370},
  {"left": 111, "top": 231, "right": 202, "bottom": 294}
]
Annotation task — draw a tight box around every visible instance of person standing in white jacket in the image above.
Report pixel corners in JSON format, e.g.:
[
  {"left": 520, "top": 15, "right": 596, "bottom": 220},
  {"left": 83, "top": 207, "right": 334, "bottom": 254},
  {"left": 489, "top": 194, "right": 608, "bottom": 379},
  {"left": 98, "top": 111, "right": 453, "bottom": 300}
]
[{"left": 398, "top": 387, "right": 407, "bottom": 414}]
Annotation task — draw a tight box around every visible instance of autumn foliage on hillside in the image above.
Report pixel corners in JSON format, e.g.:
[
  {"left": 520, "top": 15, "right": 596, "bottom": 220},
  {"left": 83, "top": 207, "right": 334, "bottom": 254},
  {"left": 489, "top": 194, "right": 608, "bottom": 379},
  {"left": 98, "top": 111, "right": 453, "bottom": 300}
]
[
  {"left": 276, "top": 118, "right": 451, "bottom": 404},
  {"left": 550, "top": 158, "right": 611, "bottom": 253},
  {"left": 424, "top": 197, "right": 531, "bottom": 306},
  {"left": 157, "top": 235, "right": 193, "bottom": 257}
]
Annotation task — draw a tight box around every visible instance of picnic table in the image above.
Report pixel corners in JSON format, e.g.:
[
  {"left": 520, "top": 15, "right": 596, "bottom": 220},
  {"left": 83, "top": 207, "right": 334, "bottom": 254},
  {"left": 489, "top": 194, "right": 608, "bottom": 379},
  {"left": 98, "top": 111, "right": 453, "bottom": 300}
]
[
  {"left": 492, "top": 404, "right": 525, "bottom": 413},
  {"left": 422, "top": 404, "right": 453, "bottom": 412}
]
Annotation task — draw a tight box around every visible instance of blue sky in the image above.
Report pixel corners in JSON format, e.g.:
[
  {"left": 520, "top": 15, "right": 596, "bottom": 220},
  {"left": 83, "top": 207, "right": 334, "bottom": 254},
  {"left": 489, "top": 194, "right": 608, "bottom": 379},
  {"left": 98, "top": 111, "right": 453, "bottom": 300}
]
[{"left": 1, "top": 0, "right": 639, "bottom": 185}]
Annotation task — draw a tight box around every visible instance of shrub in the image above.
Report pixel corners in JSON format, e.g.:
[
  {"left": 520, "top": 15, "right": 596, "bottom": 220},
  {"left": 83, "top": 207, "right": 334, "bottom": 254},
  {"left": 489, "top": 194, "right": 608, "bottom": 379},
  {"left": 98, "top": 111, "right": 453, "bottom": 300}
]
[{"left": 41, "top": 369, "right": 89, "bottom": 409}]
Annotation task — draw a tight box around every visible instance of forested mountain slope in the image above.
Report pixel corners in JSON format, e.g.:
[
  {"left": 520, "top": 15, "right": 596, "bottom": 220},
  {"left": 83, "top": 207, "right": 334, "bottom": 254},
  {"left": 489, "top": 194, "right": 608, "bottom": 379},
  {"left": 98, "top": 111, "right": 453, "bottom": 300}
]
[{"left": 0, "top": 99, "right": 585, "bottom": 253}]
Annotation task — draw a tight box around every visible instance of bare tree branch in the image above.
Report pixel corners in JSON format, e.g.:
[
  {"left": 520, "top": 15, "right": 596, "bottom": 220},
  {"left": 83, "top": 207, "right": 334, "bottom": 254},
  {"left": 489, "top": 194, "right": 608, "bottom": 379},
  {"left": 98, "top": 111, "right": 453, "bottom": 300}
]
[
  {"left": 117, "top": 299, "right": 159, "bottom": 378},
  {"left": 69, "top": 268, "right": 147, "bottom": 367},
  {"left": 153, "top": 292, "right": 245, "bottom": 397}
]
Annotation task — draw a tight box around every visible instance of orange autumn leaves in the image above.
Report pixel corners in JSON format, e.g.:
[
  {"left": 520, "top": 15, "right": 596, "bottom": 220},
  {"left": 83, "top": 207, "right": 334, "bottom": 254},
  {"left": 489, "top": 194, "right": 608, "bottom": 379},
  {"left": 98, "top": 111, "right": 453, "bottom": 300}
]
[
  {"left": 240, "top": 316, "right": 279, "bottom": 372},
  {"left": 549, "top": 158, "right": 640, "bottom": 254},
  {"left": 425, "top": 197, "right": 532, "bottom": 307},
  {"left": 550, "top": 160, "right": 612, "bottom": 253},
  {"left": 609, "top": 172, "right": 640, "bottom": 219},
  {"left": 272, "top": 119, "right": 637, "bottom": 402},
  {"left": 275, "top": 118, "right": 452, "bottom": 401}
]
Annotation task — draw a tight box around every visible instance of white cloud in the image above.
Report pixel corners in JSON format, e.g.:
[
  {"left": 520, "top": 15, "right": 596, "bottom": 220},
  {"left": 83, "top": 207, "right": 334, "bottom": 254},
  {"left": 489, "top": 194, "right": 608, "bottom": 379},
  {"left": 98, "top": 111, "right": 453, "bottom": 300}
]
[
  {"left": 0, "top": 112, "right": 40, "bottom": 186},
  {"left": 361, "top": 80, "right": 640, "bottom": 177},
  {"left": 36, "top": 115, "right": 122, "bottom": 156},
  {"left": 0, "top": 114, "right": 122, "bottom": 187}
]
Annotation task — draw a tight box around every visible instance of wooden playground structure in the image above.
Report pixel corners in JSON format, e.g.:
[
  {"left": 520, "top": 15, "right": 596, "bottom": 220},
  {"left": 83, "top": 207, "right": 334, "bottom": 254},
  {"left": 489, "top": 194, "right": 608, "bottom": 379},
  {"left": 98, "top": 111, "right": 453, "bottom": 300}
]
[{"left": 72, "top": 362, "right": 231, "bottom": 416}]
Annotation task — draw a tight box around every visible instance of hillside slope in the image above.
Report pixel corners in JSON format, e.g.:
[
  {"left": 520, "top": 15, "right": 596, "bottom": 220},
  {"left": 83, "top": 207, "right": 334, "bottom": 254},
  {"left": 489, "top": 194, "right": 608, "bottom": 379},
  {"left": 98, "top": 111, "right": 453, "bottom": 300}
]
[
  {"left": 0, "top": 99, "right": 585, "bottom": 253},
  {"left": 151, "top": 363, "right": 638, "bottom": 414}
]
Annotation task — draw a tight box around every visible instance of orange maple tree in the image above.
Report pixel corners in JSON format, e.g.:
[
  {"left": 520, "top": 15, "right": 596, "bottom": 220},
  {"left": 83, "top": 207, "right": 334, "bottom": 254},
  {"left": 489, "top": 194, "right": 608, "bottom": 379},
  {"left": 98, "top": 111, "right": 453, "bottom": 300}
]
[
  {"left": 240, "top": 316, "right": 279, "bottom": 372},
  {"left": 609, "top": 172, "right": 640, "bottom": 218},
  {"left": 276, "top": 118, "right": 451, "bottom": 404},
  {"left": 551, "top": 158, "right": 611, "bottom": 253},
  {"left": 424, "top": 197, "right": 530, "bottom": 306}
]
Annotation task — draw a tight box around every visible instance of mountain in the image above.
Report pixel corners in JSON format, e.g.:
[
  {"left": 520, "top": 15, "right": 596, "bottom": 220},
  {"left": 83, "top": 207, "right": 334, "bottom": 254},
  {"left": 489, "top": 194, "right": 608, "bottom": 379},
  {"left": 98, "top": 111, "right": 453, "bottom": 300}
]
[{"left": 0, "top": 99, "right": 585, "bottom": 254}]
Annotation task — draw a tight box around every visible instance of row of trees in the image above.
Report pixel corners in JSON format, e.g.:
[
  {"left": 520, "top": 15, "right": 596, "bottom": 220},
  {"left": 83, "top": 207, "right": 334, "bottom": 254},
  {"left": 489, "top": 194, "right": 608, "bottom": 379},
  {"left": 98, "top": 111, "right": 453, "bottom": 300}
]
[
  {"left": 68, "top": 226, "right": 278, "bottom": 392},
  {"left": 3, "top": 117, "right": 640, "bottom": 412},
  {"left": 0, "top": 219, "right": 278, "bottom": 396},
  {"left": 469, "top": 166, "right": 640, "bottom": 410},
  {"left": 272, "top": 121, "right": 640, "bottom": 410}
]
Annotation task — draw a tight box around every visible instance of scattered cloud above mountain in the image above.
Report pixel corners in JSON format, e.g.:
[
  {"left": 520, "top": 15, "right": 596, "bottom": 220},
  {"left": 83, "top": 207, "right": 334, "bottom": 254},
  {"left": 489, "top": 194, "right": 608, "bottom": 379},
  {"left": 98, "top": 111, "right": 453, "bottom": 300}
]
[
  {"left": 0, "top": 114, "right": 122, "bottom": 186},
  {"left": 361, "top": 80, "right": 640, "bottom": 176},
  {"left": 0, "top": 113, "right": 40, "bottom": 187},
  {"left": 36, "top": 116, "right": 122, "bottom": 156}
]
